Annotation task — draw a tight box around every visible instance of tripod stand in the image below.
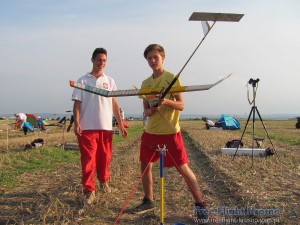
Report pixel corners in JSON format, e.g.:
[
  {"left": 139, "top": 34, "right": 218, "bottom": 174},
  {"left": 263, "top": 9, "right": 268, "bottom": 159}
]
[{"left": 232, "top": 78, "right": 278, "bottom": 167}]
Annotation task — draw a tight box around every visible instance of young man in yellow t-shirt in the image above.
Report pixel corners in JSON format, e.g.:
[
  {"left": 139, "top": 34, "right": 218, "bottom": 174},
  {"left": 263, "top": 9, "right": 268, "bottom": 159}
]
[{"left": 131, "top": 44, "right": 208, "bottom": 223}]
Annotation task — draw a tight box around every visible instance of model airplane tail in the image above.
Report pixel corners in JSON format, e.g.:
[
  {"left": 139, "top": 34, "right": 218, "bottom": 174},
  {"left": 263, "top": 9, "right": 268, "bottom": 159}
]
[{"left": 69, "top": 73, "right": 231, "bottom": 97}]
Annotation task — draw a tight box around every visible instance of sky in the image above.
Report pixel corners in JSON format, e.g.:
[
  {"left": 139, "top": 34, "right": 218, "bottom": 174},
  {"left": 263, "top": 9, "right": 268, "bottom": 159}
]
[{"left": 0, "top": 0, "right": 299, "bottom": 118}]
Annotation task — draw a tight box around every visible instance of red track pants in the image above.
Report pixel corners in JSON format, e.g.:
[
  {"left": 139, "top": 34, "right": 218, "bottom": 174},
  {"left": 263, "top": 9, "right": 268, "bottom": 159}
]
[{"left": 77, "top": 130, "right": 113, "bottom": 193}]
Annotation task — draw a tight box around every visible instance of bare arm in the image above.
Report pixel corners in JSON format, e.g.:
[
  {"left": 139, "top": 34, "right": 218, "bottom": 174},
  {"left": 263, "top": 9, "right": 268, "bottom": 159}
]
[
  {"left": 73, "top": 100, "right": 82, "bottom": 136},
  {"left": 112, "top": 97, "right": 128, "bottom": 137},
  {"left": 144, "top": 93, "right": 184, "bottom": 117},
  {"left": 158, "top": 93, "right": 184, "bottom": 111}
]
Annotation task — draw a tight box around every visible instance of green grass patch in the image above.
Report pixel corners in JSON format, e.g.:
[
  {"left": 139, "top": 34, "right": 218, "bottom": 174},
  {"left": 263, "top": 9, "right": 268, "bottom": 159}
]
[
  {"left": 268, "top": 133, "right": 300, "bottom": 146},
  {"left": 113, "top": 123, "right": 144, "bottom": 143},
  {"left": 243, "top": 129, "right": 300, "bottom": 146},
  {"left": 0, "top": 147, "right": 79, "bottom": 189},
  {"left": 0, "top": 122, "right": 144, "bottom": 190}
]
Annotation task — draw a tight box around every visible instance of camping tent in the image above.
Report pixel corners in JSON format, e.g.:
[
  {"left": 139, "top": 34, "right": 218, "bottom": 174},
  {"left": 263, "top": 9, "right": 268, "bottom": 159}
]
[
  {"left": 25, "top": 113, "right": 47, "bottom": 130},
  {"left": 26, "top": 114, "right": 39, "bottom": 127},
  {"left": 23, "top": 122, "right": 34, "bottom": 132},
  {"left": 216, "top": 114, "right": 240, "bottom": 130}
]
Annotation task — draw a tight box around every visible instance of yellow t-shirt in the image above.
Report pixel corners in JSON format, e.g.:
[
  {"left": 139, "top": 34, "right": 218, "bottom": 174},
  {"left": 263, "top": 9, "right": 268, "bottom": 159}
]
[{"left": 141, "top": 70, "right": 181, "bottom": 135}]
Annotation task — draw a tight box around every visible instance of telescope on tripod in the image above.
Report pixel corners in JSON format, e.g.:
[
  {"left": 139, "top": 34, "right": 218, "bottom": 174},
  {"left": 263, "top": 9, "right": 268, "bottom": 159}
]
[
  {"left": 225, "top": 78, "right": 278, "bottom": 168},
  {"left": 248, "top": 78, "right": 260, "bottom": 86}
]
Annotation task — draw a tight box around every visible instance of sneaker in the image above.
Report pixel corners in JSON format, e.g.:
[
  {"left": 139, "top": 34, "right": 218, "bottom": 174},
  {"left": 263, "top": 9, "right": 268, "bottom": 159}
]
[
  {"left": 100, "top": 182, "right": 112, "bottom": 193},
  {"left": 194, "top": 202, "right": 209, "bottom": 224},
  {"left": 84, "top": 191, "right": 95, "bottom": 205},
  {"left": 131, "top": 197, "right": 155, "bottom": 214}
]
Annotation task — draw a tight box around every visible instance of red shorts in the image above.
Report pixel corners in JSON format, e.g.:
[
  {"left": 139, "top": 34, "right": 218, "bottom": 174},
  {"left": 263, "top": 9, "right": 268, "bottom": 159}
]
[{"left": 140, "top": 131, "right": 188, "bottom": 167}]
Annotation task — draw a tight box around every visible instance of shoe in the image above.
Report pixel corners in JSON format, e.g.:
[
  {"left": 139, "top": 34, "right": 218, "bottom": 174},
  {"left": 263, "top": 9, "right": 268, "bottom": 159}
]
[
  {"left": 100, "top": 182, "right": 112, "bottom": 193},
  {"left": 84, "top": 191, "right": 95, "bottom": 205},
  {"left": 194, "top": 202, "right": 209, "bottom": 224},
  {"left": 131, "top": 197, "right": 155, "bottom": 214}
]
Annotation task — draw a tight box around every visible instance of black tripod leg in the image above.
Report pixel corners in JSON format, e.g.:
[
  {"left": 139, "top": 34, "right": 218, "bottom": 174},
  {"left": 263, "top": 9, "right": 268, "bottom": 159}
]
[
  {"left": 251, "top": 107, "right": 256, "bottom": 168},
  {"left": 67, "top": 115, "right": 74, "bottom": 132},
  {"left": 255, "top": 108, "right": 279, "bottom": 159},
  {"left": 232, "top": 107, "right": 254, "bottom": 160}
]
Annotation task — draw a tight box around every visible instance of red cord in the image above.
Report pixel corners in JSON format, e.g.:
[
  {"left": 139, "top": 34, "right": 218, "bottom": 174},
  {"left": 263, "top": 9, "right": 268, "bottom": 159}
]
[
  {"left": 167, "top": 151, "right": 219, "bottom": 225},
  {"left": 113, "top": 152, "right": 156, "bottom": 225},
  {"left": 114, "top": 149, "right": 219, "bottom": 225}
]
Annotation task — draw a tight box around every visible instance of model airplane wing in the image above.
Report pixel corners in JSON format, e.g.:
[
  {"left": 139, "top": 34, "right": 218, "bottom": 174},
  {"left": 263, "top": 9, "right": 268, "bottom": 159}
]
[{"left": 69, "top": 73, "right": 231, "bottom": 97}]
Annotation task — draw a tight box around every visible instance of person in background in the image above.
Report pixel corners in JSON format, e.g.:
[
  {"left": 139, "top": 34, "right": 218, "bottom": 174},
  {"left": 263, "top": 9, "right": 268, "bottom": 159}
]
[
  {"left": 202, "top": 117, "right": 215, "bottom": 129},
  {"left": 120, "top": 108, "right": 125, "bottom": 121},
  {"left": 72, "top": 47, "right": 128, "bottom": 205},
  {"left": 142, "top": 113, "right": 148, "bottom": 129},
  {"left": 37, "top": 117, "right": 47, "bottom": 131},
  {"left": 131, "top": 44, "right": 207, "bottom": 223},
  {"left": 14, "top": 113, "right": 27, "bottom": 134}
]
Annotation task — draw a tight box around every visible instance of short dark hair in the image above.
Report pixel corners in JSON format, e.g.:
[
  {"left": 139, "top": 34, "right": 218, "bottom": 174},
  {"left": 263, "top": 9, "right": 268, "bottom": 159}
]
[
  {"left": 143, "top": 44, "right": 165, "bottom": 59},
  {"left": 92, "top": 48, "right": 107, "bottom": 59}
]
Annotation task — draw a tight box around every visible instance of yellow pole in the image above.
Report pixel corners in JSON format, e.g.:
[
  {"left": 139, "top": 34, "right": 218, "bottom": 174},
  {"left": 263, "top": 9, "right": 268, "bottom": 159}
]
[
  {"left": 160, "top": 177, "right": 164, "bottom": 224},
  {"left": 157, "top": 145, "right": 167, "bottom": 225}
]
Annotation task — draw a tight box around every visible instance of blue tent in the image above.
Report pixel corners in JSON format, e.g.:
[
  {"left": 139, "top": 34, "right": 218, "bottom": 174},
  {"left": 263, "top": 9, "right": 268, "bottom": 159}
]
[
  {"left": 23, "top": 122, "right": 34, "bottom": 132},
  {"left": 216, "top": 114, "right": 240, "bottom": 130}
]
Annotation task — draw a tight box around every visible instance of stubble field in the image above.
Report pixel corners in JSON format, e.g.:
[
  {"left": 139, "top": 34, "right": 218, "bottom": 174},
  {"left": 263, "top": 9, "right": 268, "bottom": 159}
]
[{"left": 0, "top": 119, "right": 299, "bottom": 225}]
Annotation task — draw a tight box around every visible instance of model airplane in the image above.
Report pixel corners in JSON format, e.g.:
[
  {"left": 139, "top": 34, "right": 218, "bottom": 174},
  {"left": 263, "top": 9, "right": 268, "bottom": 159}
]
[
  {"left": 69, "top": 73, "right": 231, "bottom": 98},
  {"left": 69, "top": 12, "right": 243, "bottom": 101}
]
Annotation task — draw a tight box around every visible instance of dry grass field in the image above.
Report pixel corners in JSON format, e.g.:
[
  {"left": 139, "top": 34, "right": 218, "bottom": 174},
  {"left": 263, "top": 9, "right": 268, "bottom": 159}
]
[
  {"left": 0, "top": 121, "right": 77, "bottom": 153},
  {"left": 0, "top": 119, "right": 299, "bottom": 224}
]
